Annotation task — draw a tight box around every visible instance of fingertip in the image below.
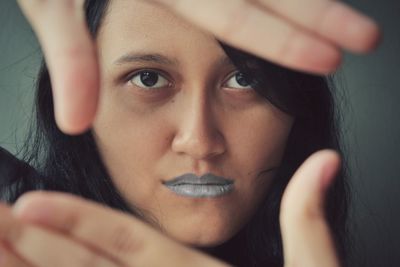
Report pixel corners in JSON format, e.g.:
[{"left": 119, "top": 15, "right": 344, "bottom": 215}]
[
  {"left": 303, "top": 149, "right": 339, "bottom": 168},
  {"left": 280, "top": 150, "right": 342, "bottom": 224},
  {"left": 315, "top": 149, "right": 340, "bottom": 160},
  {"left": 53, "top": 101, "right": 96, "bottom": 135},
  {"left": 49, "top": 46, "right": 100, "bottom": 136},
  {"left": 54, "top": 114, "right": 93, "bottom": 136},
  {"left": 288, "top": 149, "right": 341, "bottom": 194},
  {"left": 12, "top": 191, "right": 52, "bottom": 218},
  {"left": 357, "top": 21, "right": 383, "bottom": 53},
  {"left": 284, "top": 35, "right": 342, "bottom": 75},
  {"left": 334, "top": 3, "right": 382, "bottom": 53},
  {"left": 313, "top": 150, "right": 341, "bottom": 190},
  {"left": 299, "top": 51, "right": 342, "bottom": 76}
]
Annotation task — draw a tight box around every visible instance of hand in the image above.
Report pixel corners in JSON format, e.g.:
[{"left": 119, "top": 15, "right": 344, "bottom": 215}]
[
  {"left": 280, "top": 149, "right": 342, "bottom": 267},
  {"left": 0, "top": 150, "right": 342, "bottom": 267},
  {"left": 0, "top": 193, "right": 230, "bottom": 267},
  {"left": 16, "top": 0, "right": 381, "bottom": 134}
]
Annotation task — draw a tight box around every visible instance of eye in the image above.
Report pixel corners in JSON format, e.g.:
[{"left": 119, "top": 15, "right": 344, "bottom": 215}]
[
  {"left": 129, "top": 70, "right": 171, "bottom": 89},
  {"left": 224, "top": 71, "right": 254, "bottom": 90}
]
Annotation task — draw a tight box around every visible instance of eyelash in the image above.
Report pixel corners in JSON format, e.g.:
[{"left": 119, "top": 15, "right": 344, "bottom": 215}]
[
  {"left": 125, "top": 68, "right": 171, "bottom": 90},
  {"left": 125, "top": 69, "right": 255, "bottom": 92}
]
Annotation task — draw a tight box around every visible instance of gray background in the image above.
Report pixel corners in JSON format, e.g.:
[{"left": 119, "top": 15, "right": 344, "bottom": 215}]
[{"left": 0, "top": 0, "right": 399, "bottom": 266}]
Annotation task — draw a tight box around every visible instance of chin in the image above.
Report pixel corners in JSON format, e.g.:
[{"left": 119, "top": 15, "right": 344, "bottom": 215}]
[
  {"left": 191, "top": 235, "right": 231, "bottom": 248},
  {"left": 170, "top": 224, "right": 238, "bottom": 248}
]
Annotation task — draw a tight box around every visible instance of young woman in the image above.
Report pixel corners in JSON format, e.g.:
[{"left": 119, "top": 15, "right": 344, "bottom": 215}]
[{"left": 0, "top": 0, "right": 380, "bottom": 266}]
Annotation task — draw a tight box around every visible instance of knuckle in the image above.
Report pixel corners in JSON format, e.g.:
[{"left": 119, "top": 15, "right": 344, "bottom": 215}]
[
  {"left": 218, "top": 0, "right": 252, "bottom": 43},
  {"left": 312, "top": 2, "right": 337, "bottom": 35},
  {"left": 297, "top": 202, "right": 325, "bottom": 223},
  {"left": 79, "top": 251, "right": 103, "bottom": 267},
  {"left": 0, "top": 248, "right": 28, "bottom": 267},
  {"left": 62, "top": 213, "right": 80, "bottom": 232},
  {"left": 58, "top": 44, "right": 90, "bottom": 61},
  {"left": 109, "top": 225, "right": 144, "bottom": 255},
  {"left": 277, "top": 29, "right": 302, "bottom": 65},
  {"left": 155, "top": 0, "right": 182, "bottom": 9},
  {"left": 280, "top": 197, "right": 324, "bottom": 224}
]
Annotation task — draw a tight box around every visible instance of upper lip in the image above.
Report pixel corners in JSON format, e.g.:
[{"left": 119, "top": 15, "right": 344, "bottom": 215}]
[{"left": 163, "top": 173, "right": 234, "bottom": 186}]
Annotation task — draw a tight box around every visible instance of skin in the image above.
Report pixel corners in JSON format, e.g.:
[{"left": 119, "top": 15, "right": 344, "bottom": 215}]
[
  {"left": 0, "top": 0, "right": 381, "bottom": 266},
  {"left": 92, "top": 0, "right": 294, "bottom": 247},
  {"left": 0, "top": 151, "right": 342, "bottom": 267},
  {"left": 17, "top": 0, "right": 380, "bottom": 134}
]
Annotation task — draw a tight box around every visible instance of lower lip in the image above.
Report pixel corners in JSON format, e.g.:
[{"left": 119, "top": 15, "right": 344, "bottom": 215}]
[{"left": 164, "top": 184, "right": 234, "bottom": 198}]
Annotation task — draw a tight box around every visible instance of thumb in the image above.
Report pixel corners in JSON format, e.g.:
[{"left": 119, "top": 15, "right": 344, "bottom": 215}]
[{"left": 280, "top": 149, "right": 341, "bottom": 267}]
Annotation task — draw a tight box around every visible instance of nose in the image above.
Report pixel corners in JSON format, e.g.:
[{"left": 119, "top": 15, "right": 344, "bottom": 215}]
[{"left": 171, "top": 90, "right": 226, "bottom": 161}]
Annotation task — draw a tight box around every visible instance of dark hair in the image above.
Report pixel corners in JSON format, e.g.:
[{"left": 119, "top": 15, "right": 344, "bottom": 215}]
[{"left": 1, "top": 1, "right": 352, "bottom": 266}]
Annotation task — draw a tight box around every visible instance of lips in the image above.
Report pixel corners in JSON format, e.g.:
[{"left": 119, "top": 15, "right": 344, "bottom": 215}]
[{"left": 163, "top": 173, "right": 234, "bottom": 198}]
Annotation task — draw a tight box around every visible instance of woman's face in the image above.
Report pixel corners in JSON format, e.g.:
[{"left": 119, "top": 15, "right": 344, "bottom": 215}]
[{"left": 93, "top": 0, "right": 294, "bottom": 247}]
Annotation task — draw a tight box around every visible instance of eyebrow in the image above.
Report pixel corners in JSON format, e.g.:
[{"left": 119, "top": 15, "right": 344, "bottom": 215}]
[{"left": 113, "top": 52, "right": 235, "bottom": 68}]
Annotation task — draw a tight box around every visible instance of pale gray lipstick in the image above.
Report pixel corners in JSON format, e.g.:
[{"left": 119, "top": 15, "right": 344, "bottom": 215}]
[{"left": 163, "top": 173, "right": 234, "bottom": 198}]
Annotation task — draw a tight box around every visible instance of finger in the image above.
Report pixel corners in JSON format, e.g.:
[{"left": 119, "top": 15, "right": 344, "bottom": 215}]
[
  {"left": 0, "top": 204, "right": 118, "bottom": 267},
  {"left": 280, "top": 150, "right": 341, "bottom": 267},
  {"left": 17, "top": 0, "right": 99, "bottom": 134},
  {"left": 12, "top": 192, "right": 229, "bottom": 267},
  {"left": 157, "top": 0, "right": 341, "bottom": 74},
  {"left": 0, "top": 242, "right": 32, "bottom": 267},
  {"left": 259, "top": 0, "right": 381, "bottom": 53}
]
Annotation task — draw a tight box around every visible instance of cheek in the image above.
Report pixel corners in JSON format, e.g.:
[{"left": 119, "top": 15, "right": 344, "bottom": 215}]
[
  {"left": 92, "top": 90, "right": 172, "bottom": 199},
  {"left": 92, "top": 88, "right": 294, "bottom": 245},
  {"left": 225, "top": 104, "right": 293, "bottom": 206},
  {"left": 227, "top": 104, "right": 293, "bottom": 174}
]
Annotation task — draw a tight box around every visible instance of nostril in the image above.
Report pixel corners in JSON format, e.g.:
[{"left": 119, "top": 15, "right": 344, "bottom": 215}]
[{"left": 171, "top": 132, "right": 226, "bottom": 160}]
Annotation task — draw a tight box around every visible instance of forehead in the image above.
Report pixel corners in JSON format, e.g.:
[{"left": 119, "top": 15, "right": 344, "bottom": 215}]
[{"left": 98, "top": 0, "right": 223, "bottom": 60}]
